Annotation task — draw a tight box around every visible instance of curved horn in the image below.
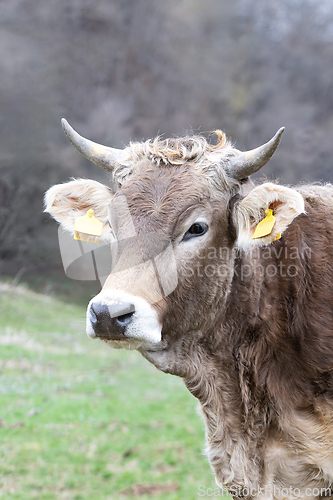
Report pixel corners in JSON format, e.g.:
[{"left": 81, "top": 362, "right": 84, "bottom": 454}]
[
  {"left": 229, "top": 127, "right": 285, "bottom": 180},
  {"left": 61, "top": 118, "right": 125, "bottom": 172}
]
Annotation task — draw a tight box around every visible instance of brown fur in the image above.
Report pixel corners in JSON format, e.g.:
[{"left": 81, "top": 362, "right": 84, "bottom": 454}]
[
  {"left": 45, "top": 132, "right": 333, "bottom": 500},
  {"left": 121, "top": 176, "right": 333, "bottom": 499}
]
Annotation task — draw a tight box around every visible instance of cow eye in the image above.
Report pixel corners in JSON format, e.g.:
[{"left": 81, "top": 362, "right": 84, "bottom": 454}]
[{"left": 183, "top": 222, "right": 208, "bottom": 241}]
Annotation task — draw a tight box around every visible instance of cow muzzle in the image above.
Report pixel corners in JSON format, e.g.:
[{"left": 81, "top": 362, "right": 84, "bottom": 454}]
[
  {"left": 86, "top": 290, "right": 162, "bottom": 346},
  {"left": 90, "top": 301, "right": 135, "bottom": 339}
]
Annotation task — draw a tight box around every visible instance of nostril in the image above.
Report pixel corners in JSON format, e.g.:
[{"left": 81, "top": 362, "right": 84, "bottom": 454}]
[
  {"left": 90, "top": 303, "right": 108, "bottom": 326},
  {"left": 90, "top": 304, "right": 98, "bottom": 324},
  {"left": 89, "top": 303, "right": 110, "bottom": 329},
  {"left": 115, "top": 311, "right": 135, "bottom": 327}
]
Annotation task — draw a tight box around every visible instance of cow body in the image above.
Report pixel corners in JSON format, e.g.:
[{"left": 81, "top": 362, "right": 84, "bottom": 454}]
[
  {"left": 45, "top": 122, "right": 333, "bottom": 499},
  {"left": 141, "top": 186, "right": 333, "bottom": 499}
]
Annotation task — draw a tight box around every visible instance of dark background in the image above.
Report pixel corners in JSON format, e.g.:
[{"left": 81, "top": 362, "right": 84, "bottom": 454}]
[{"left": 1, "top": 0, "right": 333, "bottom": 300}]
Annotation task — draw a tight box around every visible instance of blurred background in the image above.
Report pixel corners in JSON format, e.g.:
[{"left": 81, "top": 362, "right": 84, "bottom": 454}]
[{"left": 1, "top": 0, "right": 333, "bottom": 296}]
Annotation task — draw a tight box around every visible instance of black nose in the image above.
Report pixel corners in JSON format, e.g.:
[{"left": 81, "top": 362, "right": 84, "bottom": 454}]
[{"left": 90, "top": 301, "right": 135, "bottom": 339}]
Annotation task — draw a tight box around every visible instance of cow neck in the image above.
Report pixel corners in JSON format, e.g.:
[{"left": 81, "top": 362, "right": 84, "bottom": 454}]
[
  {"left": 183, "top": 335, "right": 269, "bottom": 491},
  {"left": 181, "top": 240, "right": 302, "bottom": 491}
]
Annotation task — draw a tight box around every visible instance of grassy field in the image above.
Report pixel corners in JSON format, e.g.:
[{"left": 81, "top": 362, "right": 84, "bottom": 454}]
[{"left": 0, "top": 282, "right": 219, "bottom": 499}]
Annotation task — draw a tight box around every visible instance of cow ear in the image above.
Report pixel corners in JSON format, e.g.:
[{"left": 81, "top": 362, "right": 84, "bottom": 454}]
[
  {"left": 44, "top": 179, "right": 113, "bottom": 240},
  {"left": 234, "top": 182, "right": 305, "bottom": 248}
]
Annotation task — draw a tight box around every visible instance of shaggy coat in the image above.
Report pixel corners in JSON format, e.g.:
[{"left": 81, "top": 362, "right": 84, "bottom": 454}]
[{"left": 45, "top": 130, "right": 333, "bottom": 500}]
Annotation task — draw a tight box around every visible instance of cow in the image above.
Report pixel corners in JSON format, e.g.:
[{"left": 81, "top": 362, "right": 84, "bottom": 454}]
[{"left": 45, "top": 119, "right": 333, "bottom": 500}]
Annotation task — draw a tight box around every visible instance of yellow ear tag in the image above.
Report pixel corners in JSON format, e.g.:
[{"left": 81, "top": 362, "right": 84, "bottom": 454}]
[
  {"left": 252, "top": 209, "right": 276, "bottom": 239},
  {"left": 74, "top": 209, "right": 103, "bottom": 242}
]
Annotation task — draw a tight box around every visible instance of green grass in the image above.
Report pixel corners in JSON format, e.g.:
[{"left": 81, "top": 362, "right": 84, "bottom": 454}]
[{"left": 0, "top": 283, "right": 219, "bottom": 499}]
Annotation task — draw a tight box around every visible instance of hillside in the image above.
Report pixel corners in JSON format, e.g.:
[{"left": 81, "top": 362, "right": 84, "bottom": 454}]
[{"left": 0, "top": 283, "right": 213, "bottom": 499}]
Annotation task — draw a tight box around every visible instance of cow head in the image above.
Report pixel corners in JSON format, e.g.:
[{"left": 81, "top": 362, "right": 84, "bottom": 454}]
[{"left": 45, "top": 120, "right": 304, "bottom": 374}]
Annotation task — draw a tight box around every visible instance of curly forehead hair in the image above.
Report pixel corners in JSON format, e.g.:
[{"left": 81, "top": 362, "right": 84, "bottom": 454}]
[
  {"left": 128, "top": 130, "right": 232, "bottom": 166},
  {"left": 112, "top": 130, "right": 239, "bottom": 190}
]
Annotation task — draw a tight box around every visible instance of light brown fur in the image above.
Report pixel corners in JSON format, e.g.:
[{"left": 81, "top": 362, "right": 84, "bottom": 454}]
[{"left": 45, "top": 131, "right": 333, "bottom": 500}]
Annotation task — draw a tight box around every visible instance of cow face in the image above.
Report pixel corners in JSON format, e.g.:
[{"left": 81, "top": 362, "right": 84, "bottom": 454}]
[
  {"left": 45, "top": 122, "right": 304, "bottom": 366},
  {"left": 99, "top": 165, "right": 237, "bottom": 344}
]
